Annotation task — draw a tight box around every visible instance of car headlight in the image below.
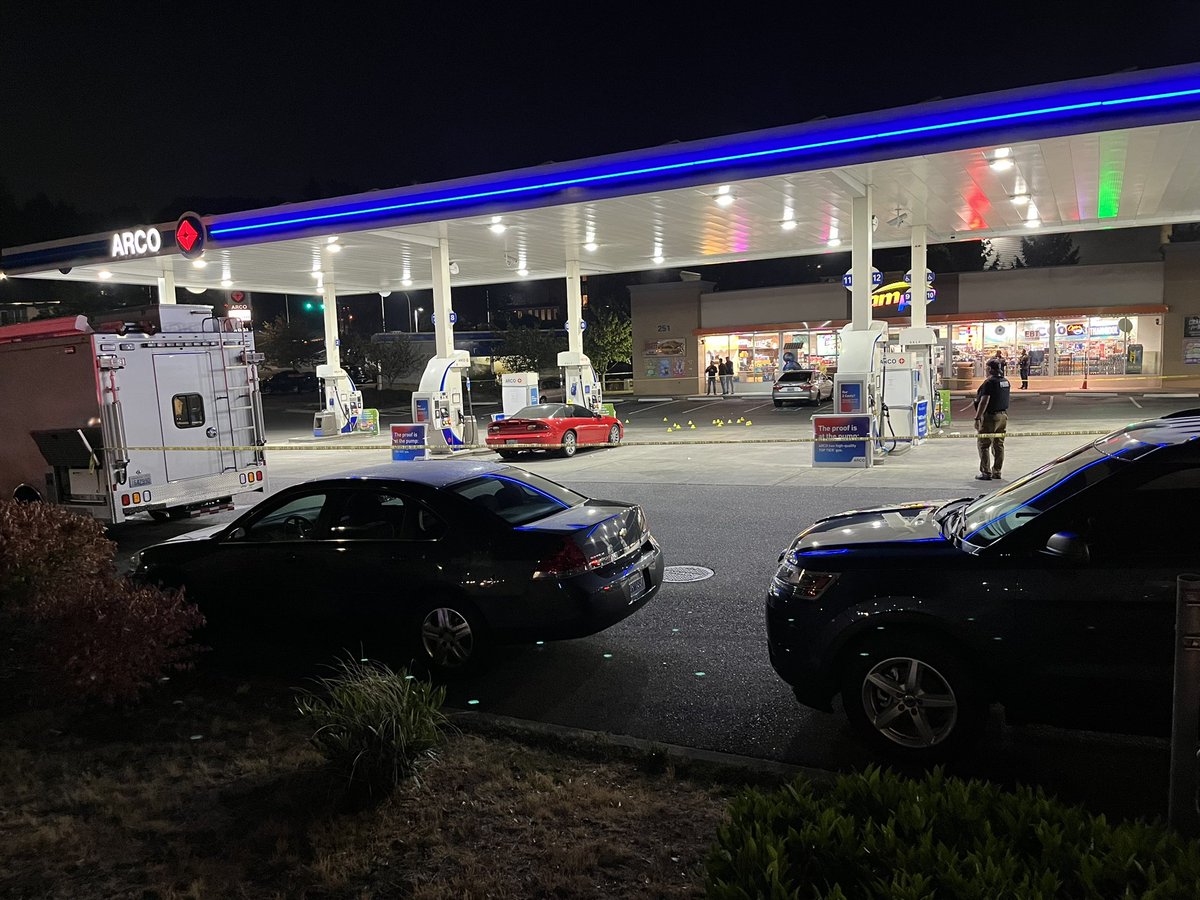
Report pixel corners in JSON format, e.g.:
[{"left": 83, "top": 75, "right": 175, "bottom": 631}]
[{"left": 775, "top": 552, "right": 839, "bottom": 599}]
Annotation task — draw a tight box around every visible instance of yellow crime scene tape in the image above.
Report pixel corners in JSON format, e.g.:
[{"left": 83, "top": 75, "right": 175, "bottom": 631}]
[{"left": 112, "top": 428, "right": 1117, "bottom": 454}]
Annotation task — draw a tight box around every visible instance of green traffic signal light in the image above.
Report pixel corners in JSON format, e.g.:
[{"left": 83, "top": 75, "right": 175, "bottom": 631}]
[{"left": 303, "top": 301, "right": 314, "bottom": 311}]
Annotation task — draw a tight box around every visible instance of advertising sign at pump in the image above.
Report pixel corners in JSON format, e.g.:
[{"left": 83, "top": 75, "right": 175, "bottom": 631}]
[
  {"left": 391, "top": 424, "right": 427, "bottom": 461},
  {"left": 812, "top": 415, "right": 872, "bottom": 468}
]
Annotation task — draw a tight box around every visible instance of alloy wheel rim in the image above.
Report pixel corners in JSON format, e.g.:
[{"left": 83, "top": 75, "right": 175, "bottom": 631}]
[
  {"left": 861, "top": 655, "right": 958, "bottom": 748},
  {"left": 609, "top": 426, "right": 620, "bottom": 444},
  {"left": 564, "top": 433, "right": 576, "bottom": 454},
  {"left": 421, "top": 607, "right": 474, "bottom": 667}
]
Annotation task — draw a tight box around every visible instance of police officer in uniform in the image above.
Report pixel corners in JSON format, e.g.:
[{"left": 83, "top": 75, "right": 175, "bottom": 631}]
[{"left": 973, "top": 357, "right": 1011, "bottom": 480}]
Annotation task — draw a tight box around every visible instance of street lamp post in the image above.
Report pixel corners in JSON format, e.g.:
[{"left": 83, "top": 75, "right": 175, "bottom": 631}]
[{"left": 415, "top": 307, "right": 425, "bottom": 332}]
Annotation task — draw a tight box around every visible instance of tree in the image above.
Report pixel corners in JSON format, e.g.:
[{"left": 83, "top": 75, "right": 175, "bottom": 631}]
[
  {"left": 254, "top": 317, "right": 320, "bottom": 370},
  {"left": 583, "top": 307, "right": 632, "bottom": 374},
  {"left": 371, "top": 335, "right": 423, "bottom": 388},
  {"left": 1016, "top": 233, "right": 1080, "bottom": 268},
  {"left": 497, "top": 324, "right": 565, "bottom": 373}
]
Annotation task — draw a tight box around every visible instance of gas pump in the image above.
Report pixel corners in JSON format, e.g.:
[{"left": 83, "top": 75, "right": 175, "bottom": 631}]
[
  {"left": 898, "top": 326, "right": 937, "bottom": 442},
  {"left": 411, "top": 349, "right": 475, "bottom": 453},
  {"left": 832, "top": 322, "right": 887, "bottom": 459},
  {"left": 500, "top": 372, "right": 540, "bottom": 418},
  {"left": 558, "top": 350, "right": 602, "bottom": 412},
  {"left": 313, "top": 365, "right": 363, "bottom": 435}
]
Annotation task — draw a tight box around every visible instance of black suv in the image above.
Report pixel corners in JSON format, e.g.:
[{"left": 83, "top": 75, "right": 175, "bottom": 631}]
[{"left": 766, "top": 411, "right": 1200, "bottom": 760}]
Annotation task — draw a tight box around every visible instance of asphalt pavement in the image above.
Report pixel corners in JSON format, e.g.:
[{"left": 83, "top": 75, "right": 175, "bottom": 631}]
[{"left": 109, "top": 391, "right": 1200, "bottom": 820}]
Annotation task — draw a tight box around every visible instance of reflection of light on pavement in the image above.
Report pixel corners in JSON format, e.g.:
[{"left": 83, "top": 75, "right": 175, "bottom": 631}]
[
  {"left": 694, "top": 672, "right": 706, "bottom": 677},
  {"left": 603, "top": 653, "right": 613, "bottom": 659},
  {"left": 468, "top": 699, "right": 480, "bottom": 705}
]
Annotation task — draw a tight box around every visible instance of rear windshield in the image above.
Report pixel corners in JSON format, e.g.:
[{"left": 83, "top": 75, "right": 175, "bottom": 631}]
[
  {"left": 512, "top": 404, "right": 563, "bottom": 419},
  {"left": 777, "top": 371, "right": 815, "bottom": 383},
  {"left": 448, "top": 471, "right": 585, "bottom": 525}
]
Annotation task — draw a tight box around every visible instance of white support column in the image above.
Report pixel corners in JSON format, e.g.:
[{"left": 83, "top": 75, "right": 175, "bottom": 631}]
[
  {"left": 321, "top": 267, "right": 341, "bottom": 371},
  {"left": 910, "top": 224, "right": 928, "bottom": 328},
  {"left": 156, "top": 266, "right": 176, "bottom": 305},
  {"left": 565, "top": 258, "right": 583, "bottom": 354},
  {"left": 850, "top": 185, "right": 874, "bottom": 330},
  {"left": 429, "top": 238, "right": 455, "bottom": 359}
]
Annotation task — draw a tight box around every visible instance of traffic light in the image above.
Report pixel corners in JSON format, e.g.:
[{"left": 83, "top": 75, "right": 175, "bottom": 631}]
[{"left": 301, "top": 300, "right": 325, "bottom": 312}]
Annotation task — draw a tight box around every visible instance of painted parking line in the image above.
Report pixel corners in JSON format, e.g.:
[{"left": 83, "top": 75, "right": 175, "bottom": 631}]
[{"left": 1129, "top": 396, "right": 1143, "bottom": 409}]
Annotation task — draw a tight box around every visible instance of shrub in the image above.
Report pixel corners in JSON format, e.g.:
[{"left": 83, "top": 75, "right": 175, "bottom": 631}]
[
  {"left": 296, "top": 657, "right": 450, "bottom": 795},
  {"left": 0, "top": 500, "right": 205, "bottom": 706},
  {"left": 706, "top": 766, "right": 1200, "bottom": 899},
  {"left": 31, "top": 576, "right": 205, "bottom": 706},
  {"left": 0, "top": 499, "right": 115, "bottom": 606}
]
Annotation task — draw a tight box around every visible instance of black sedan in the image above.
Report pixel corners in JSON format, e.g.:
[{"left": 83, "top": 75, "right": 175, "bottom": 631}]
[
  {"left": 260, "top": 370, "right": 319, "bottom": 394},
  {"left": 132, "top": 460, "right": 664, "bottom": 672},
  {"left": 766, "top": 411, "right": 1200, "bottom": 760}
]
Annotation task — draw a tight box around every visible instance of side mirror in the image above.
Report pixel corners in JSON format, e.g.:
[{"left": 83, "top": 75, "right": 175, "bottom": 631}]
[
  {"left": 225, "top": 526, "right": 247, "bottom": 542},
  {"left": 1042, "top": 531, "right": 1089, "bottom": 563}
]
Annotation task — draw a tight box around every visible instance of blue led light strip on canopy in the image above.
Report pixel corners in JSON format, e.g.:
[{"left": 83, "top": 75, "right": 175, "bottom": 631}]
[{"left": 209, "top": 75, "right": 1200, "bottom": 241}]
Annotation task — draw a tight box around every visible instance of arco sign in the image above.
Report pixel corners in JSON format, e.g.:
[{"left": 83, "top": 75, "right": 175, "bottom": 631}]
[{"left": 110, "top": 227, "right": 162, "bottom": 258}]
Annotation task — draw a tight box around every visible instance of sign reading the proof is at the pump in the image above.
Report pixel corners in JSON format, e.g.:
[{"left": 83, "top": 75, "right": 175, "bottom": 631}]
[
  {"left": 843, "top": 267, "right": 883, "bottom": 289},
  {"left": 813, "top": 415, "right": 872, "bottom": 468},
  {"left": 391, "top": 423, "right": 427, "bottom": 461}
]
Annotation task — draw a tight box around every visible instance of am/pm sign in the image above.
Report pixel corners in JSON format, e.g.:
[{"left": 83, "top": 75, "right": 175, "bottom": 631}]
[{"left": 812, "top": 415, "right": 873, "bottom": 468}]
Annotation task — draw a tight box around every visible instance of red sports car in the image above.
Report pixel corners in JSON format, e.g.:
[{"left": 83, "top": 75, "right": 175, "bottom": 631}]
[{"left": 486, "top": 403, "right": 623, "bottom": 458}]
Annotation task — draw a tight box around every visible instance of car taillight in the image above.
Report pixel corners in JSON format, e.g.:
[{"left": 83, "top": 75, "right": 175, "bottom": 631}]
[
  {"left": 533, "top": 539, "right": 589, "bottom": 579},
  {"left": 527, "top": 423, "right": 548, "bottom": 431}
]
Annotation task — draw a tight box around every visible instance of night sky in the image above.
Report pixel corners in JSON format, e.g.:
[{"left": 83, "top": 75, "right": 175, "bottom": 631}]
[
  {"left": 3, "top": 1, "right": 1199, "bottom": 318},
  {"left": 6, "top": 1, "right": 1200, "bottom": 219}
]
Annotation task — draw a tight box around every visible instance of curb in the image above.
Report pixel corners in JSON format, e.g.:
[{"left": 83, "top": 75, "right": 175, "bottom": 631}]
[{"left": 449, "top": 709, "right": 826, "bottom": 783}]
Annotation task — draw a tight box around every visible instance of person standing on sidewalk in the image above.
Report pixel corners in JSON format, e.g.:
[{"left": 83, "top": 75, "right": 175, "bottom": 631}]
[
  {"left": 1018, "top": 349, "right": 1030, "bottom": 390},
  {"left": 705, "top": 359, "right": 719, "bottom": 395},
  {"left": 973, "top": 357, "right": 1011, "bottom": 481},
  {"left": 723, "top": 357, "right": 735, "bottom": 395}
]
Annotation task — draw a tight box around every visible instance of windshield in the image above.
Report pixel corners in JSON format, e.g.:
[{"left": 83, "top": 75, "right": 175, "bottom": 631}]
[
  {"left": 448, "top": 471, "right": 585, "bottom": 525},
  {"left": 959, "top": 442, "right": 1124, "bottom": 547}
]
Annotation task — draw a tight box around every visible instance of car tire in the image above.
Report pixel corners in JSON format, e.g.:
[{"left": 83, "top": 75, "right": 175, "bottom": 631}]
[
  {"left": 497, "top": 450, "right": 521, "bottom": 460},
  {"left": 560, "top": 430, "right": 577, "bottom": 458},
  {"left": 773, "top": 400, "right": 783, "bottom": 408},
  {"left": 607, "top": 425, "right": 621, "bottom": 445},
  {"left": 412, "top": 600, "right": 487, "bottom": 677},
  {"left": 839, "top": 632, "right": 985, "bottom": 762}
]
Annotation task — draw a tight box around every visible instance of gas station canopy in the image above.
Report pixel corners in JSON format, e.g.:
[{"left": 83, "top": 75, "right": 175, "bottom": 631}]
[{"left": 3, "top": 64, "right": 1200, "bottom": 293}]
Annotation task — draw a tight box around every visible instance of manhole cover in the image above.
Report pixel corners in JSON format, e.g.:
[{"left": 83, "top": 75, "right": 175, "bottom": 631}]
[{"left": 662, "top": 565, "right": 715, "bottom": 583}]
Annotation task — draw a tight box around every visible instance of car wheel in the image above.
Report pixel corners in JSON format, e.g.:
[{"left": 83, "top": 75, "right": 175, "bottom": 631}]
[
  {"left": 840, "top": 633, "right": 984, "bottom": 761},
  {"left": 773, "top": 400, "right": 783, "bottom": 408},
  {"left": 497, "top": 450, "right": 521, "bottom": 460},
  {"left": 560, "top": 430, "right": 577, "bottom": 458},
  {"left": 415, "top": 601, "right": 486, "bottom": 675},
  {"left": 607, "top": 425, "right": 621, "bottom": 445}
]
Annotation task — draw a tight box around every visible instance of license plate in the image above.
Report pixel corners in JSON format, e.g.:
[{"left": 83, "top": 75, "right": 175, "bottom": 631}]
[
  {"left": 506, "top": 439, "right": 519, "bottom": 445},
  {"left": 627, "top": 570, "right": 646, "bottom": 601}
]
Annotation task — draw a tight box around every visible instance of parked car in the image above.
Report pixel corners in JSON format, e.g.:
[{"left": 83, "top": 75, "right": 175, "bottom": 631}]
[
  {"left": 538, "top": 375, "right": 565, "bottom": 403},
  {"left": 772, "top": 369, "right": 833, "bottom": 407},
  {"left": 487, "top": 403, "right": 622, "bottom": 458},
  {"left": 260, "top": 370, "right": 319, "bottom": 394},
  {"left": 132, "top": 460, "right": 663, "bottom": 673},
  {"left": 766, "top": 411, "right": 1200, "bottom": 760}
]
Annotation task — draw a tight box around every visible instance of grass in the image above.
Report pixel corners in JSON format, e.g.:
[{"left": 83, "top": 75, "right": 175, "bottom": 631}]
[{"left": 0, "top": 670, "right": 750, "bottom": 898}]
